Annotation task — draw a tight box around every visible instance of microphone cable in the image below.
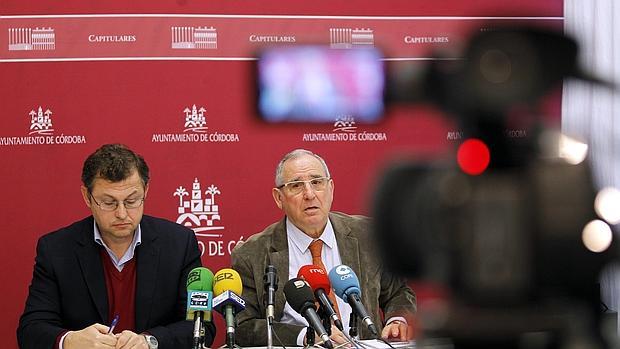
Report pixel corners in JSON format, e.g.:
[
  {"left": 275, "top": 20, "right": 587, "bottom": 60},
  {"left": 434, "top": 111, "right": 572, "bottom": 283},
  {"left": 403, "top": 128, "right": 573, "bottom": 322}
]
[{"left": 269, "top": 321, "right": 288, "bottom": 349}]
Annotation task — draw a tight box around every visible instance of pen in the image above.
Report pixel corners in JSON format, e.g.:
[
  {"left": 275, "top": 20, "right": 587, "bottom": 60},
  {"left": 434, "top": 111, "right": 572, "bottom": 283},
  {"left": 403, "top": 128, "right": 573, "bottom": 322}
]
[{"left": 108, "top": 314, "right": 119, "bottom": 334}]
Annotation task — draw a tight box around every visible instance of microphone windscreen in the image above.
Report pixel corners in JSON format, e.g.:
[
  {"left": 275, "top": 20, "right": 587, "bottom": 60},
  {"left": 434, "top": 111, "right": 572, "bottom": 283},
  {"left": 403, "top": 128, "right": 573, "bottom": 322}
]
[
  {"left": 298, "top": 265, "right": 331, "bottom": 294},
  {"left": 187, "top": 267, "right": 214, "bottom": 291},
  {"left": 328, "top": 265, "right": 361, "bottom": 299},
  {"left": 213, "top": 268, "right": 243, "bottom": 296},
  {"left": 283, "top": 278, "right": 315, "bottom": 313}
]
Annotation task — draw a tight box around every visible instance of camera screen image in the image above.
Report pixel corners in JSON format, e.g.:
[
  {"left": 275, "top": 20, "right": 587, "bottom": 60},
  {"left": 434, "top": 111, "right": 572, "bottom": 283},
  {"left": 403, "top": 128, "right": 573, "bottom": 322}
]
[{"left": 256, "top": 46, "right": 385, "bottom": 123}]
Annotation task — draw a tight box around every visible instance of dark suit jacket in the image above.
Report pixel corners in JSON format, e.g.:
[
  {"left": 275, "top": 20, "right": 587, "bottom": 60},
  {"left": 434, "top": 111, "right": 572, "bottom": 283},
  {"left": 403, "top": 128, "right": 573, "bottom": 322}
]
[
  {"left": 231, "top": 212, "right": 416, "bottom": 346},
  {"left": 17, "top": 215, "right": 215, "bottom": 349}
]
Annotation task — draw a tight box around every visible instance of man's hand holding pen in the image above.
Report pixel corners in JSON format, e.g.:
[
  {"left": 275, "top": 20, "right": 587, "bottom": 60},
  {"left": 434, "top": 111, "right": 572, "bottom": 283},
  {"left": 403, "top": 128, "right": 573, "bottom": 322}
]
[
  {"left": 63, "top": 323, "right": 117, "bottom": 348},
  {"left": 105, "top": 315, "right": 151, "bottom": 349}
]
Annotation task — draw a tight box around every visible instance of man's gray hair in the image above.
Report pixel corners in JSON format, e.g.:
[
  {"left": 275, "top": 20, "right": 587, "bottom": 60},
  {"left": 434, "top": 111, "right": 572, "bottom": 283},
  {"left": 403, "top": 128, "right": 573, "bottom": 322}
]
[{"left": 275, "top": 149, "right": 331, "bottom": 187}]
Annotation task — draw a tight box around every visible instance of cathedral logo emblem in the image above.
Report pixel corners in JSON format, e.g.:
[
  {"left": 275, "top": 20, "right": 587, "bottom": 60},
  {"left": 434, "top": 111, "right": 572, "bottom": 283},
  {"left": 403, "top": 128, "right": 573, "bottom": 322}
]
[
  {"left": 174, "top": 178, "right": 224, "bottom": 235},
  {"left": 184, "top": 104, "right": 208, "bottom": 133},
  {"left": 29, "top": 106, "right": 54, "bottom": 135},
  {"left": 333, "top": 115, "right": 357, "bottom": 132}
]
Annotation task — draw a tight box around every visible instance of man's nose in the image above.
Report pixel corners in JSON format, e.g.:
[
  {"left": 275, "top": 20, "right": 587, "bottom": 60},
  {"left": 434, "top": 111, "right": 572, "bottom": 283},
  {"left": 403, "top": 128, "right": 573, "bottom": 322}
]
[
  {"left": 114, "top": 202, "right": 129, "bottom": 218},
  {"left": 302, "top": 182, "right": 317, "bottom": 198}
]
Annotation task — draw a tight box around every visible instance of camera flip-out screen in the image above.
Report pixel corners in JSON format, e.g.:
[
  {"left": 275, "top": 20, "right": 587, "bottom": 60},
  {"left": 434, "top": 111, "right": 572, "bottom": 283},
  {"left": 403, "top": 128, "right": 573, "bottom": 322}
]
[{"left": 256, "top": 46, "right": 385, "bottom": 123}]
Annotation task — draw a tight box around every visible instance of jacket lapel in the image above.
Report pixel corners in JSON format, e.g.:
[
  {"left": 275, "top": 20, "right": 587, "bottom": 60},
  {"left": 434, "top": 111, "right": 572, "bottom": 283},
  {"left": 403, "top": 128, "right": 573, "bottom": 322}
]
[
  {"left": 135, "top": 220, "right": 160, "bottom": 332},
  {"left": 331, "top": 213, "right": 361, "bottom": 276},
  {"left": 75, "top": 217, "right": 108, "bottom": 323},
  {"left": 268, "top": 218, "right": 290, "bottom": 320}
]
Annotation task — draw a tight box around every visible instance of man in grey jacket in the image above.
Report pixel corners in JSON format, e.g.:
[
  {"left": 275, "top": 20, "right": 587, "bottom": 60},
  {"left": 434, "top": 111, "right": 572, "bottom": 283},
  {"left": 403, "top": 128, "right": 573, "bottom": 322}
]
[{"left": 231, "top": 149, "right": 416, "bottom": 347}]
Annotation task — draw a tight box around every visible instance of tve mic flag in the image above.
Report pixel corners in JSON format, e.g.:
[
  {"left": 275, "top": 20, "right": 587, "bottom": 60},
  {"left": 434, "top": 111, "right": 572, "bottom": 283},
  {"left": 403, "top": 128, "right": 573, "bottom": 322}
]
[
  {"left": 186, "top": 267, "right": 214, "bottom": 349},
  {"left": 212, "top": 268, "right": 246, "bottom": 349},
  {"left": 297, "top": 265, "right": 344, "bottom": 331},
  {"left": 328, "top": 265, "right": 378, "bottom": 337},
  {"left": 284, "top": 278, "right": 334, "bottom": 349}
]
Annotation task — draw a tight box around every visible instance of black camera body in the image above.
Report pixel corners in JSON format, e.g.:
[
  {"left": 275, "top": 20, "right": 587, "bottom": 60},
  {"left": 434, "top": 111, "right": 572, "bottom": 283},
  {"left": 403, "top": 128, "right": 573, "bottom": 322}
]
[{"left": 372, "top": 26, "right": 617, "bottom": 348}]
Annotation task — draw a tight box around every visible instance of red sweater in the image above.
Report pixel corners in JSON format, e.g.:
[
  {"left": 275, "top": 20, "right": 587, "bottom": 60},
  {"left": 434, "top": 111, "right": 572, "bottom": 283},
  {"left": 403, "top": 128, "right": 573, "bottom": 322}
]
[
  {"left": 55, "top": 248, "right": 138, "bottom": 348},
  {"left": 100, "top": 247, "right": 137, "bottom": 333}
]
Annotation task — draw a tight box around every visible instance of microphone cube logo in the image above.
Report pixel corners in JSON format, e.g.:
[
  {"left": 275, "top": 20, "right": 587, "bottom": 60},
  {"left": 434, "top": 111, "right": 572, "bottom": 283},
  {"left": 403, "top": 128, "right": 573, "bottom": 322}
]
[
  {"left": 334, "top": 265, "right": 351, "bottom": 275},
  {"left": 187, "top": 269, "right": 205, "bottom": 286},
  {"left": 187, "top": 290, "right": 213, "bottom": 321},
  {"left": 230, "top": 292, "right": 245, "bottom": 307},
  {"left": 308, "top": 267, "right": 326, "bottom": 275},
  {"left": 334, "top": 265, "right": 354, "bottom": 281},
  {"left": 293, "top": 280, "right": 308, "bottom": 289},
  {"left": 190, "top": 292, "right": 212, "bottom": 307},
  {"left": 214, "top": 271, "right": 234, "bottom": 282}
]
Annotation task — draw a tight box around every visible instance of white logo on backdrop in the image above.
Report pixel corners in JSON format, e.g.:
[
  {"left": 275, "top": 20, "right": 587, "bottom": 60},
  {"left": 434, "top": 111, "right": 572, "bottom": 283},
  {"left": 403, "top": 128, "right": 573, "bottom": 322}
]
[
  {"left": 184, "top": 105, "right": 208, "bottom": 133},
  {"left": 302, "top": 115, "right": 386, "bottom": 142},
  {"left": 333, "top": 115, "right": 357, "bottom": 132},
  {"left": 151, "top": 104, "right": 240, "bottom": 143},
  {"left": 0, "top": 106, "right": 87, "bottom": 146},
  {"left": 171, "top": 26, "right": 217, "bottom": 49},
  {"left": 175, "top": 178, "right": 223, "bottom": 235},
  {"left": 329, "top": 28, "right": 374, "bottom": 49},
  {"left": 174, "top": 178, "right": 243, "bottom": 257},
  {"left": 8, "top": 27, "right": 56, "bottom": 51},
  {"left": 29, "top": 106, "right": 54, "bottom": 135}
]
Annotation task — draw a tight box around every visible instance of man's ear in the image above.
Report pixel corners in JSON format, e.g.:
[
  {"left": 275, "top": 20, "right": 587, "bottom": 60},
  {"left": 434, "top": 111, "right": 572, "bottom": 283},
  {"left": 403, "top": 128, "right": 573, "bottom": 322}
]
[
  {"left": 272, "top": 188, "right": 283, "bottom": 210},
  {"left": 144, "top": 183, "right": 150, "bottom": 198},
  {"left": 80, "top": 186, "right": 92, "bottom": 208}
]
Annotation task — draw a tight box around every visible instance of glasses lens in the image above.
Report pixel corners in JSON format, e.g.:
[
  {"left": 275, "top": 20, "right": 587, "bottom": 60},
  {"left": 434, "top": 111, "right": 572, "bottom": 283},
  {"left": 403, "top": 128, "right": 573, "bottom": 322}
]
[
  {"left": 285, "top": 182, "right": 303, "bottom": 195},
  {"left": 310, "top": 178, "right": 327, "bottom": 190},
  {"left": 93, "top": 197, "right": 144, "bottom": 211},
  {"left": 283, "top": 178, "right": 328, "bottom": 195},
  {"left": 124, "top": 198, "right": 143, "bottom": 209},
  {"left": 100, "top": 201, "right": 118, "bottom": 211}
]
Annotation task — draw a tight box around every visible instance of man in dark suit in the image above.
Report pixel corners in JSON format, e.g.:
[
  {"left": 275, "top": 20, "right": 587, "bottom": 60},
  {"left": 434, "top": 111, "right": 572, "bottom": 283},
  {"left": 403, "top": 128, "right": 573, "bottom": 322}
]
[
  {"left": 231, "top": 149, "right": 416, "bottom": 347},
  {"left": 17, "top": 144, "right": 215, "bottom": 349}
]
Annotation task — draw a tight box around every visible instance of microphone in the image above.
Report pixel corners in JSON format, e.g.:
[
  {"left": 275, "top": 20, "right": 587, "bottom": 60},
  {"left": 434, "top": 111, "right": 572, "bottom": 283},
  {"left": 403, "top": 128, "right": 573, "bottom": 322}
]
[
  {"left": 297, "top": 265, "right": 344, "bottom": 331},
  {"left": 328, "top": 265, "right": 379, "bottom": 338},
  {"left": 283, "top": 278, "right": 334, "bottom": 349},
  {"left": 263, "top": 265, "right": 278, "bottom": 324},
  {"left": 186, "top": 267, "right": 214, "bottom": 349},
  {"left": 213, "top": 268, "right": 246, "bottom": 349}
]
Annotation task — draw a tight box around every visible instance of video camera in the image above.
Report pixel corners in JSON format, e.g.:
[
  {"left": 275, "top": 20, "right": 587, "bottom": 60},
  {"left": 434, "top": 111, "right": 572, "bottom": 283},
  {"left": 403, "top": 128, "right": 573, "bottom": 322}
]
[{"left": 254, "top": 25, "right": 617, "bottom": 348}]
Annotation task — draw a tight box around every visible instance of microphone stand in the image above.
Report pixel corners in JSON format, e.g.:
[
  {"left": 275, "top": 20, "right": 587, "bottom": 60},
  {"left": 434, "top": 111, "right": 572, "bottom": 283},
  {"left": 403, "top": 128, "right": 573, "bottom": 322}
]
[
  {"left": 348, "top": 312, "right": 359, "bottom": 340},
  {"left": 264, "top": 265, "right": 278, "bottom": 349},
  {"left": 199, "top": 318, "right": 209, "bottom": 349},
  {"left": 193, "top": 311, "right": 204, "bottom": 349},
  {"left": 317, "top": 304, "right": 332, "bottom": 336},
  {"left": 266, "top": 314, "right": 274, "bottom": 349},
  {"left": 305, "top": 326, "right": 315, "bottom": 347}
]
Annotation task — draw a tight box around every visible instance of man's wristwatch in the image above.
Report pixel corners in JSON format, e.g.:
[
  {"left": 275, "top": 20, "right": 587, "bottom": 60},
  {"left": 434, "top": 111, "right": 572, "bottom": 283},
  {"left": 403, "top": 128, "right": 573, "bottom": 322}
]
[{"left": 143, "top": 334, "right": 158, "bottom": 349}]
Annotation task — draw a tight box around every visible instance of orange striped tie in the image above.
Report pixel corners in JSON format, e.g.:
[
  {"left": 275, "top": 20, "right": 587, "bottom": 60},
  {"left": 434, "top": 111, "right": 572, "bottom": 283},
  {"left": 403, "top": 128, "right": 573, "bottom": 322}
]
[{"left": 308, "top": 239, "right": 341, "bottom": 317}]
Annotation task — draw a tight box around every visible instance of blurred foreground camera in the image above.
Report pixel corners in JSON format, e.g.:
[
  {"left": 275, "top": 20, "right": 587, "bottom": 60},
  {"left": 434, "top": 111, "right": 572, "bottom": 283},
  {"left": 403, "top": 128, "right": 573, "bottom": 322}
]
[
  {"left": 373, "top": 26, "right": 617, "bottom": 348},
  {"left": 253, "top": 24, "right": 618, "bottom": 348}
]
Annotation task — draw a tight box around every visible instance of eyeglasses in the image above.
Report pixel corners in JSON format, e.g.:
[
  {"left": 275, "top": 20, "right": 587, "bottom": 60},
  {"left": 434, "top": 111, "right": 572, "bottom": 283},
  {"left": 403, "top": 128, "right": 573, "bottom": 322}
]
[
  {"left": 277, "top": 177, "right": 331, "bottom": 195},
  {"left": 90, "top": 195, "right": 145, "bottom": 211}
]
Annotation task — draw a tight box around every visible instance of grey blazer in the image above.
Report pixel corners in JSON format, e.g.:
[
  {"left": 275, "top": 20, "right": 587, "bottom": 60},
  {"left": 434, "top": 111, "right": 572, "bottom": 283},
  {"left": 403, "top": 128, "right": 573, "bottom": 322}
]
[{"left": 231, "top": 211, "right": 416, "bottom": 346}]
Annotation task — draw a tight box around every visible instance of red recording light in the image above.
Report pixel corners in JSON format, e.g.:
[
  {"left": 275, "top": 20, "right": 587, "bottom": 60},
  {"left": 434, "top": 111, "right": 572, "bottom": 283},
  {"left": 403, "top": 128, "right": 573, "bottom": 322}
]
[{"left": 457, "top": 138, "right": 490, "bottom": 175}]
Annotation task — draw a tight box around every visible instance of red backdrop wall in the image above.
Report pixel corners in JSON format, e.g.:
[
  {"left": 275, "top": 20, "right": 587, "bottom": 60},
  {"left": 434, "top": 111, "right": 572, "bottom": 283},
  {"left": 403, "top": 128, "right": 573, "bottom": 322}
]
[{"left": 1, "top": 1, "right": 562, "bottom": 347}]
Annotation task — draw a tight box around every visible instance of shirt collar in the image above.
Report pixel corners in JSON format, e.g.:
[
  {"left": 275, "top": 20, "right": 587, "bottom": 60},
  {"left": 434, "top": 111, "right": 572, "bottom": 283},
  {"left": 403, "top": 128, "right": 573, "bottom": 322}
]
[
  {"left": 286, "top": 217, "right": 336, "bottom": 254},
  {"left": 93, "top": 221, "right": 142, "bottom": 268}
]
